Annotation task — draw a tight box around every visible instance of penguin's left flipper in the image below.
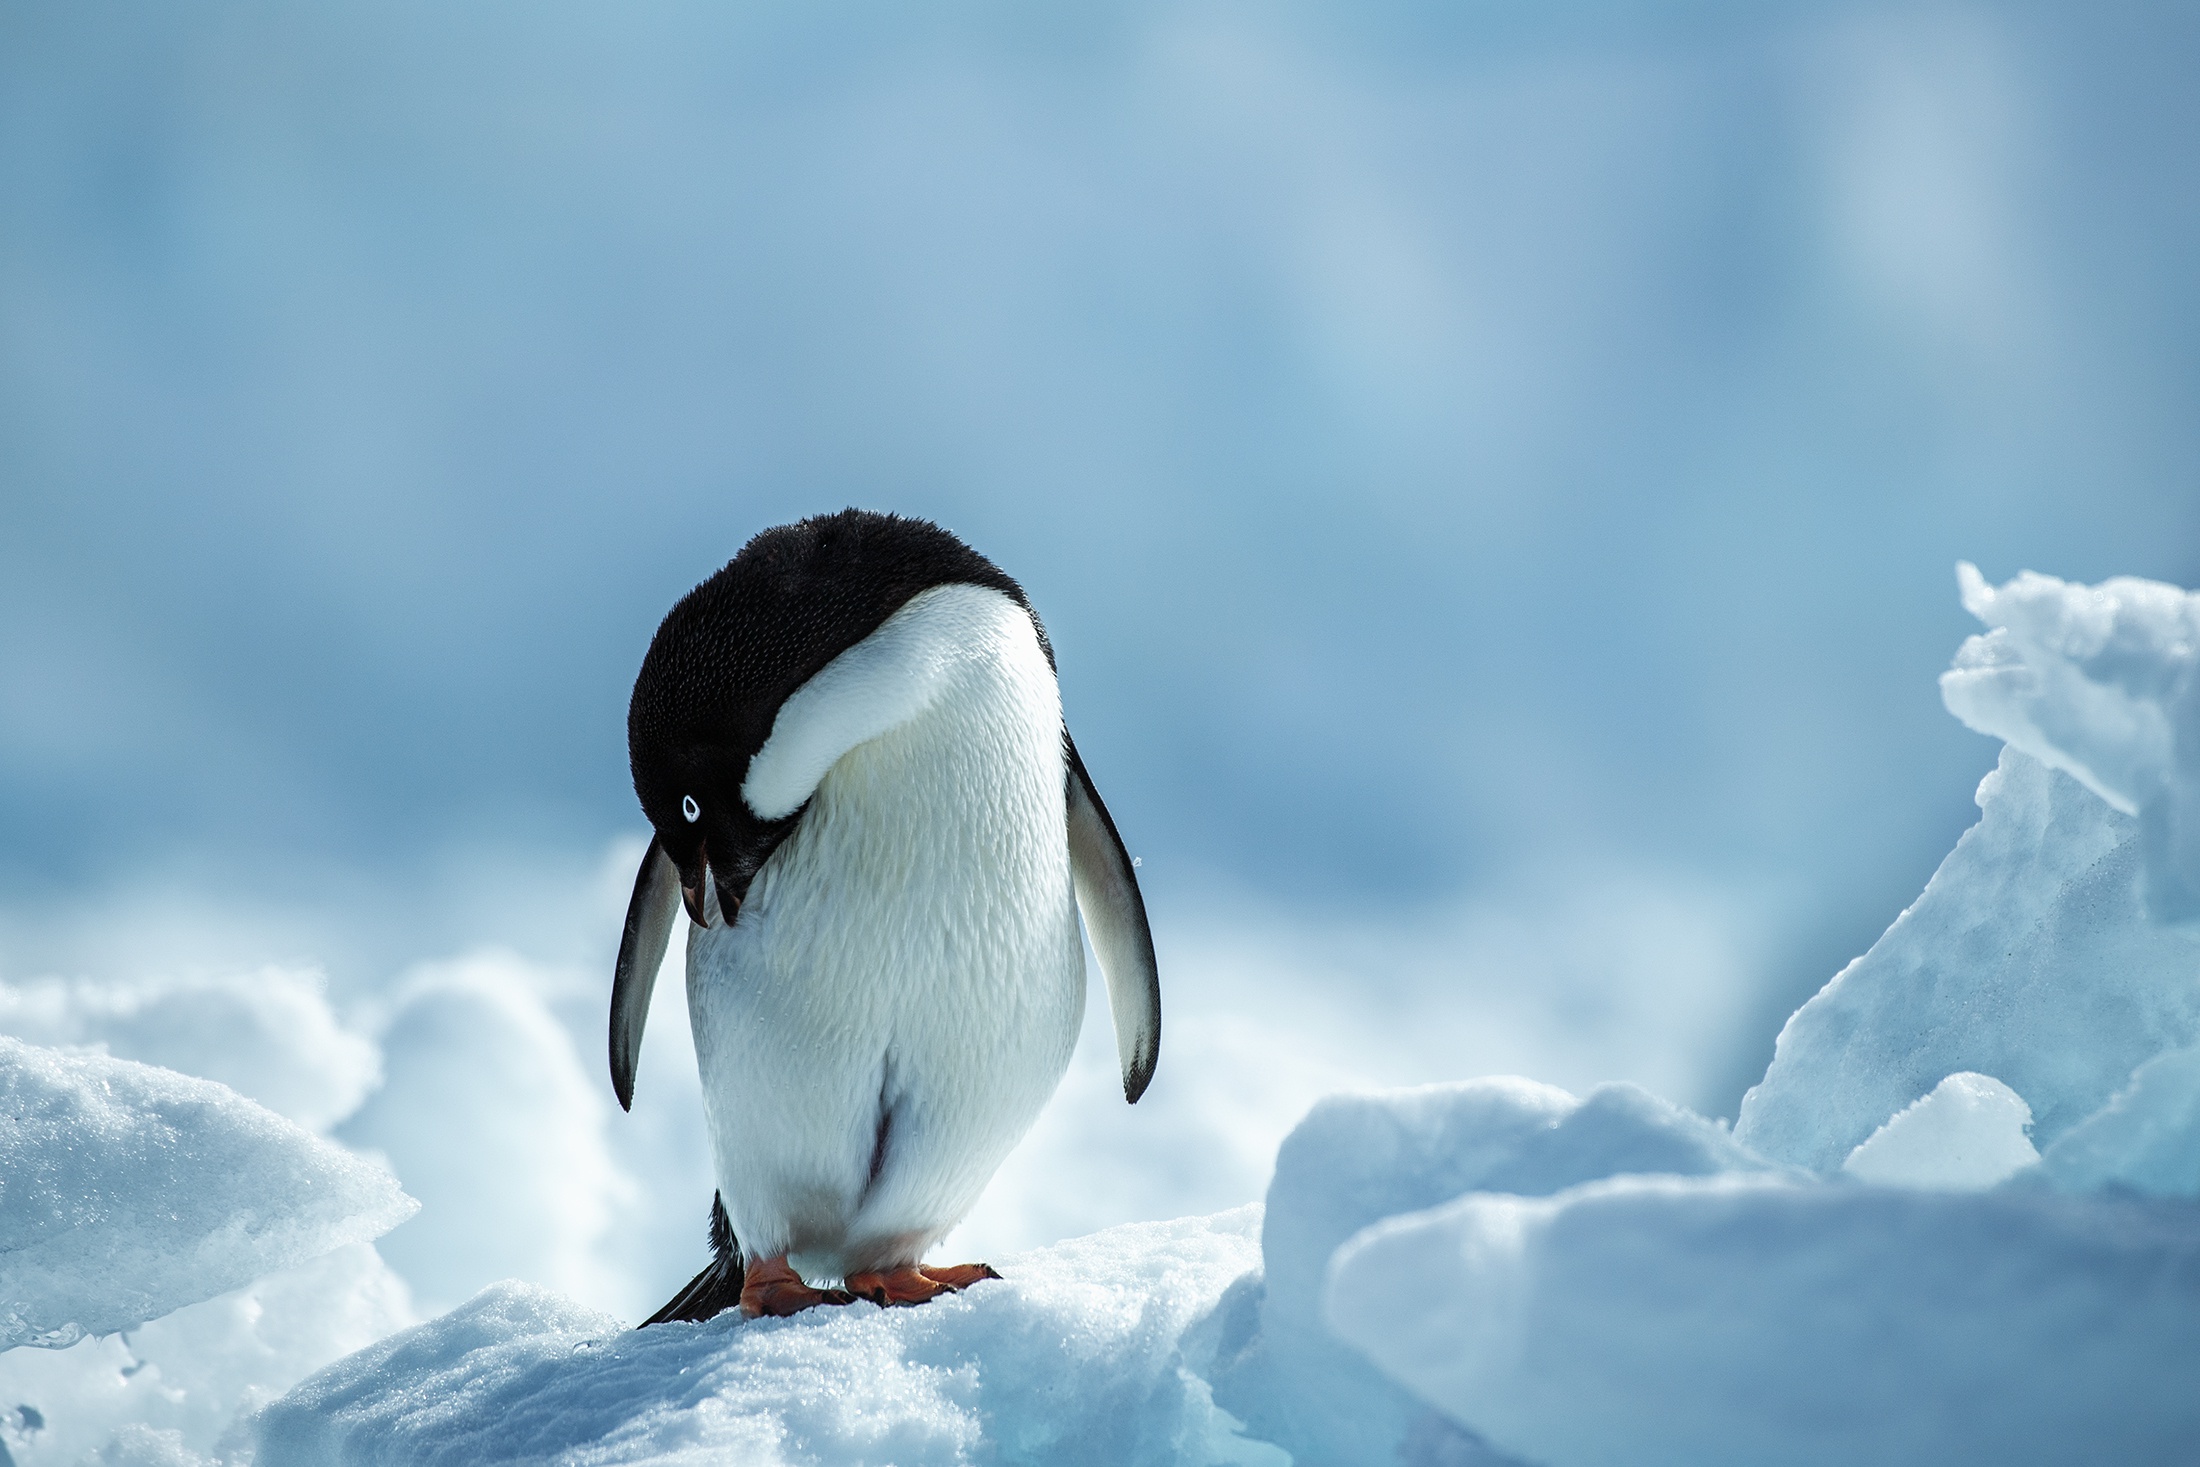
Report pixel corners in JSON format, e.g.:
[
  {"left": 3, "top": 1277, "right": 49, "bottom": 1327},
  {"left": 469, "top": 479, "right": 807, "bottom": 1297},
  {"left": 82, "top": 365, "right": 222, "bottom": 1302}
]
[
  {"left": 610, "top": 837, "right": 681, "bottom": 1112},
  {"left": 1064, "top": 732, "right": 1161, "bottom": 1104},
  {"left": 642, "top": 1193, "right": 746, "bottom": 1326}
]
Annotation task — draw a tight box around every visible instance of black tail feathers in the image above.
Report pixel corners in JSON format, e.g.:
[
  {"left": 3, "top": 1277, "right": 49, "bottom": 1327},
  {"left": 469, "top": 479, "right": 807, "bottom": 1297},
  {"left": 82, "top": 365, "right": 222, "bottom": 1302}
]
[{"left": 641, "top": 1192, "right": 745, "bottom": 1327}]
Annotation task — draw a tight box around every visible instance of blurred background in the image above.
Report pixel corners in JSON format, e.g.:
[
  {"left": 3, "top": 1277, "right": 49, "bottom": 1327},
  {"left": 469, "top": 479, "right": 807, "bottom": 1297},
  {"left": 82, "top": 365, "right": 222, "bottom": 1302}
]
[{"left": 2, "top": 0, "right": 2196, "bottom": 1323}]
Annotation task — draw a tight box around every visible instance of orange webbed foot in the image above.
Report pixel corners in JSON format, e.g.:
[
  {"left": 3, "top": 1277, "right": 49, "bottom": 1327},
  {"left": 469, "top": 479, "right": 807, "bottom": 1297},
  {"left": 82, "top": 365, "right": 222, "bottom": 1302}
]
[
  {"left": 843, "top": 1262, "right": 1002, "bottom": 1307},
  {"left": 739, "top": 1256, "right": 855, "bottom": 1318}
]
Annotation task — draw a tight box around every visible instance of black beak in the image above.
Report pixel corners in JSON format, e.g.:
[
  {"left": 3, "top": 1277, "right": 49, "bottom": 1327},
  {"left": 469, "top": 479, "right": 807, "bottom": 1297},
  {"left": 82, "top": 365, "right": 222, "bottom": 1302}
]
[{"left": 682, "top": 840, "right": 711, "bottom": 926}]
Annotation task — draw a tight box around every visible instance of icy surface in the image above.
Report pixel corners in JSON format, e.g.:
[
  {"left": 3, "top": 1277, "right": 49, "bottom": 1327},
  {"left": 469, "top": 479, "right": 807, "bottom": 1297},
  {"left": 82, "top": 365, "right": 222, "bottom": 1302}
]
[
  {"left": 254, "top": 1209, "right": 1268, "bottom": 1467},
  {"left": 1736, "top": 748, "right": 2200, "bottom": 1172},
  {"left": 0, "top": 1035, "right": 416, "bottom": 1350},
  {"left": 1840, "top": 1071, "right": 2038, "bottom": 1189},
  {"left": 1207, "top": 1079, "right": 1775, "bottom": 1467},
  {"left": 1942, "top": 563, "right": 2200, "bottom": 919},
  {"left": 2038, "top": 1041, "right": 2200, "bottom": 1198},
  {"left": 1328, "top": 1172, "right": 2200, "bottom": 1467}
]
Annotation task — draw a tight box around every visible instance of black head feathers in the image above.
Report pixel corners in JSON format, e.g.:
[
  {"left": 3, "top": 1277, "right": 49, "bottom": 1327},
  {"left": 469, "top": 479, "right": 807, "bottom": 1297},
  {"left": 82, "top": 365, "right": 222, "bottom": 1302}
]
[{"left": 627, "top": 510, "right": 1046, "bottom": 911}]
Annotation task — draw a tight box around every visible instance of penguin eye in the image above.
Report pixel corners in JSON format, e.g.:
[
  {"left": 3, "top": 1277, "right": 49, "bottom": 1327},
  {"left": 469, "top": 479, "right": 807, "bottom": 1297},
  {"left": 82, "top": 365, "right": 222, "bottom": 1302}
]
[{"left": 681, "top": 794, "right": 701, "bottom": 823}]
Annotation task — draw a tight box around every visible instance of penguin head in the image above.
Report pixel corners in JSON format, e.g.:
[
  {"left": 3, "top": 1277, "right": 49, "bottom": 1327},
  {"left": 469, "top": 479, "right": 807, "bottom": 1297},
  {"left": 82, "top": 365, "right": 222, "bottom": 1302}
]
[{"left": 627, "top": 509, "right": 1043, "bottom": 925}]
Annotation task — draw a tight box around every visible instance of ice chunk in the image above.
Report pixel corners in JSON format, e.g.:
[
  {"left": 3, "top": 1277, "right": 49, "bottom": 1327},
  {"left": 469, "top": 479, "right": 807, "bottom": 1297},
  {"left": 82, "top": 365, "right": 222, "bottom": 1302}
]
[
  {"left": 1941, "top": 563, "right": 2200, "bottom": 919},
  {"left": 0, "top": 1036, "right": 416, "bottom": 1351},
  {"left": 0, "top": 969, "right": 380, "bottom": 1132},
  {"left": 2038, "top": 1041, "right": 2200, "bottom": 1197},
  {"left": 1326, "top": 1172, "right": 2200, "bottom": 1467},
  {"left": 254, "top": 1210, "right": 1264, "bottom": 1467},
  {"left": 1841, "top": 1071, "right": 2038, "bottom": 1190},
  {"left": 1207, "top": 1079, "right": 1775, "bottom": 1467},
  {"left": 1737, "top": 748, "right": 2200, "bottom": 1172}
]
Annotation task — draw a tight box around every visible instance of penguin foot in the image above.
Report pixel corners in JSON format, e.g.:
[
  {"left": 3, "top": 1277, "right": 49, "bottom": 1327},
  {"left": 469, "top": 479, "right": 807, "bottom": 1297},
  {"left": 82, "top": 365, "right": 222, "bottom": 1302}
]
[
  {"left": 738, "top": 1256, "right": 856, "bottom": 1318},
  {"left": 843, "top": 1262, "right": 1002, "bottom": 1307}
]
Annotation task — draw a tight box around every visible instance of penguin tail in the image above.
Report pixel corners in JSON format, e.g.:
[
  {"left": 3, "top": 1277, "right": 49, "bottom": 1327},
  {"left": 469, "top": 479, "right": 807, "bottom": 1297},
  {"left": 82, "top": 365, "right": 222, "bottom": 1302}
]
[{"left": 640, "top": 1192, "right": 745, "bottom": 1327}]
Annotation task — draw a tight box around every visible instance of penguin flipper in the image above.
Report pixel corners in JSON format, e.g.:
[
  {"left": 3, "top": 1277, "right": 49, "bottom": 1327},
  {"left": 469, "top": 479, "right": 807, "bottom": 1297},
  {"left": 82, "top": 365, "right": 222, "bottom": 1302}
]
[
  {"left": 1064, "top": 732, "right": 1161, "bottom": 1103},
  {"left": 611, "top": 836, "right": 681, "bottom": 1112},
  {"left": 641, "top": 1193, "right": 745, "bottom": 1326}
]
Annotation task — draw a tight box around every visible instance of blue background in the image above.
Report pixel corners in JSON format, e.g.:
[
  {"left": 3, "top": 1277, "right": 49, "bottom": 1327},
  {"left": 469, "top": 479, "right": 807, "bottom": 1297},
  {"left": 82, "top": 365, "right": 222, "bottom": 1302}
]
[{"left": 4, "top": 0, "right": 2197, "bottom": 1124}]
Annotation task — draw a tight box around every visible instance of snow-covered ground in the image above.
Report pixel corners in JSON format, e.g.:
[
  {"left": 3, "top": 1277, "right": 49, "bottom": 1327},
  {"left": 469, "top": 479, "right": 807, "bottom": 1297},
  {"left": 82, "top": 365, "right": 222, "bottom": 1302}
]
[{"left": 5, "top": 563, "right": 2199, "bottom": 1466}]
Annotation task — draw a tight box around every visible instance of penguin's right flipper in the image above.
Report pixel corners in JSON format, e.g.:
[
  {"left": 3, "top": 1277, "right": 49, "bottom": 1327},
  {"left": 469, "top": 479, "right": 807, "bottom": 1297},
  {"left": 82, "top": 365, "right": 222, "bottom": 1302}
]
[
  {"left": 611, "top": 836, "right": 681, "bottom": 1112},
  {"left": 1064, "top": 732, "right": 1161, "bottom": 1104},
  {"left": 641, "top": 1193, "right": 745, "bottom": 1326}
]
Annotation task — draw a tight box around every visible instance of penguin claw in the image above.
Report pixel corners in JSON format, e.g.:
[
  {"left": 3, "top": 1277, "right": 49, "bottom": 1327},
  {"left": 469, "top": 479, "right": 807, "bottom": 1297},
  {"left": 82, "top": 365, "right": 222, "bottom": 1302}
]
[
  {"left": 843, "top": 1263, "right": 1002, "bottom": 1307},
  {"left": 920, "top": 1262, "right": 1002, "bottom": 1291},
  {"left": 738, "top": 1256, "right": 855, "bottom": 1318}
]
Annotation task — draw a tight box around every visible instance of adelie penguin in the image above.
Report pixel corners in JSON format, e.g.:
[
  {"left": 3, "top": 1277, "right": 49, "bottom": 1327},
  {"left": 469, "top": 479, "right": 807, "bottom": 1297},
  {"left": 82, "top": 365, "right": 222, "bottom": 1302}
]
[{"left": 609, "top": 510, "right": 1160, "bottom": 1321}]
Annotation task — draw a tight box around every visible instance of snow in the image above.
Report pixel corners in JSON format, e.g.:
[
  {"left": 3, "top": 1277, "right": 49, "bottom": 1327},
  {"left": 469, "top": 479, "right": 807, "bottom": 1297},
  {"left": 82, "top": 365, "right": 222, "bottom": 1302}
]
[
  {"left": 251, "top": 1210, "right": 1269, "bottom": 1467},
  {"left": 1308, "top": 565, "right": 2200, "bottom": 1467},
  {"left": 0, "top": 968, "right": 381, "bottom": 1133},
  {"left": 1739, "top": 566, "right": 2200, "bottom": 1177},
  {"left": 1205, "top": 1079, "right": 1775, "bottom": 1467},
  {"left": 0, "top": 1035, "right": 414, "bottom": 1353},
  {"left": 1325, "top": 1173, "right": 2200, "bottom": 1467},
  {"left": 0, "top": 1244, "right": 414, "bottom": 1467},
  {"left": 1734, "top": 746, "right": 2200, "bottom": 1172},
  {"left": 335, "top": 952, "right": 637, "bottom": 1315},
  {"left": 1941, "top": 562, "right": 2200, "bottom": 919},
  {"left": 0, "top": 982, "right": 421, "bottom": 1465},
  {"left": 1840, "top": 1071, "right": 2039, "bottom": 1189},
  {"left": 2038, "top": 1040, "right": 2200, "bottom": 1198}
]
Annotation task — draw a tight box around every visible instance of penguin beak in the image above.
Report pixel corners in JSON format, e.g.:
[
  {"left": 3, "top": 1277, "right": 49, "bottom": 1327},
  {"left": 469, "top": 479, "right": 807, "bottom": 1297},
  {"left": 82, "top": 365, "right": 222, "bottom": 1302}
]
[{"left": 682, "top": 841, "right": 712, "bottom": 926}]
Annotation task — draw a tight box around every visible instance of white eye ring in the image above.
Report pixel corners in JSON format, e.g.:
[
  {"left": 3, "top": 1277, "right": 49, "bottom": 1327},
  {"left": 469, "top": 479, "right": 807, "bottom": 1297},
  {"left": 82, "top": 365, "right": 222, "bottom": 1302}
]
[{"left": 681, "top": 794, "right": 701, "bottom": 823}]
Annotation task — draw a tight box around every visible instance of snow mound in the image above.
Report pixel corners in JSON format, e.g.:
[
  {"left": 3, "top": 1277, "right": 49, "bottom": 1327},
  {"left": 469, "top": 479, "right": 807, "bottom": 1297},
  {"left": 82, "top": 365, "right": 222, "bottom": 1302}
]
[
  {"left": 1735, "top": 747, "right": 2200, "bottom": 1172},
  {"left": 252, "top": 1209, "right": 1268, "bottom": 1467},
  {"left": 1941, "top": 562, "right": 2200, "bottom": 919},
  {"left": 1841, "top": 1071, "right": 2038, "bottom": 1189},
  {"left": 0, "top": 1035, "right": 416, "bottom": 1350},
  {"left": 1326, "top": 1173, "right": 2200, "bottom": 1467},
  {"left": 1207, "top": 1079, "right": 1776, "bottom": 1466}
]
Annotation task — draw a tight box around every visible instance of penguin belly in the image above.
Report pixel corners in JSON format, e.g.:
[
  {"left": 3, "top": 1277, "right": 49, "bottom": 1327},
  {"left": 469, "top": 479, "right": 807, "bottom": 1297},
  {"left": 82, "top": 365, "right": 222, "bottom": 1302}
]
[{"left": 684, "top": 601, "right": 1085, "bottom": 1281}]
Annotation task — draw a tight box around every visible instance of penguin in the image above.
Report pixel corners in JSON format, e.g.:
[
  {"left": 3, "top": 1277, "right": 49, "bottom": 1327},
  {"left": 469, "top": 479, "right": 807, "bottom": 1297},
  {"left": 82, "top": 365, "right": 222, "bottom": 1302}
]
[{"left": 609, "top": 510, "right": 1160, "bottom": 1320}]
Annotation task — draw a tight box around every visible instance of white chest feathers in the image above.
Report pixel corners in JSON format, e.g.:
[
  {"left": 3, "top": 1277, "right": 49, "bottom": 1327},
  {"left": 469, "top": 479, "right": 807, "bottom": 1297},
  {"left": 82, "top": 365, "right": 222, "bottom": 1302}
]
[{"left": 684, "top": 583, "right": 1087, "bottom": 1275}]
